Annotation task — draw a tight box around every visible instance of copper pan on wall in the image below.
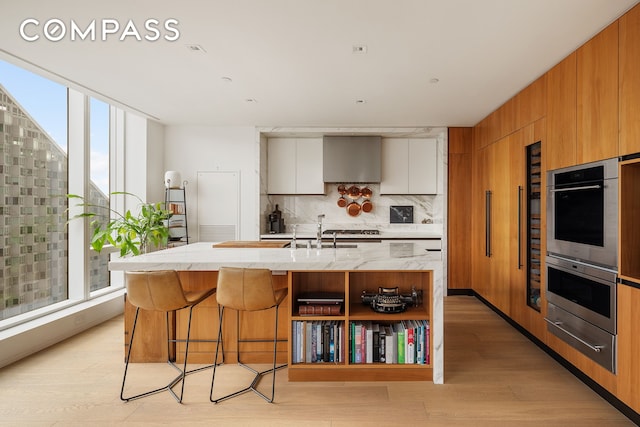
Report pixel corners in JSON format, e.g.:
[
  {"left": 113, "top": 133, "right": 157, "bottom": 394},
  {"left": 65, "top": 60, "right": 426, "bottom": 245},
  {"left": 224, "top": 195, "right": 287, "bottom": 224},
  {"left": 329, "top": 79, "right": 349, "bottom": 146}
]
[
  {"left": 347, "top": 185, "right": 361, "bottom": 199},
  {"left": 361, "top": 186, "right": 372, "bottom": 199},
  {"left": 361, "top": 199, "right": 373, "bottom": 213},
  {"left": 347, "top": 201, "right": 361, "bottom": 216}
]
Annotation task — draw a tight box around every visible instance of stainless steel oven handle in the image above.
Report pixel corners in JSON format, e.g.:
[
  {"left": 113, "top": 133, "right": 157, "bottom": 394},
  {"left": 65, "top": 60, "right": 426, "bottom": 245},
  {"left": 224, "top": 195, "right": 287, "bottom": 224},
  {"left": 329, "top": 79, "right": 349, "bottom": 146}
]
[
  {"left": 549, "top": 184, "right": 601, "bottom": 193},
  {"left": 544, "top": 318, "right": 604, "bottom": 353}
]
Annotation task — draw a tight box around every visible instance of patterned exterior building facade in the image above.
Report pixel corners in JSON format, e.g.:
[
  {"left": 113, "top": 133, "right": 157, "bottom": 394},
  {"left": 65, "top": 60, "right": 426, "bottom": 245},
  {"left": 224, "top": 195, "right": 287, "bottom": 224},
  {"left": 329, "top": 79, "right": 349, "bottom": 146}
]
[{"left": 0, "top": 84, "right": 109, "bottom": 320}]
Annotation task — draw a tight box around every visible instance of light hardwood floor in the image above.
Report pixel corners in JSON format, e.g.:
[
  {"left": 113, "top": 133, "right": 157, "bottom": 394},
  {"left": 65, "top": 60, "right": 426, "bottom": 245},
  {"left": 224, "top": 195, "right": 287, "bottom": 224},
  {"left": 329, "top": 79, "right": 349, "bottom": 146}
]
[{"left": 0, "top": 296, "right": 634, "bottom": 426}]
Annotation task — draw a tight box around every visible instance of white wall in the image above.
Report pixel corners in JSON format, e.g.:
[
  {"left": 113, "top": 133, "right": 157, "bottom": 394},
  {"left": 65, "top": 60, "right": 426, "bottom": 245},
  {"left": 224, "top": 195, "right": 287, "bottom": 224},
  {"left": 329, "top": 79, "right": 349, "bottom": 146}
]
[
  {"left": 146, "top": 119, "right": 166, "bottom": 204},
  {"left": 163, "top": 125, "right": 260, "bottom": 240}
]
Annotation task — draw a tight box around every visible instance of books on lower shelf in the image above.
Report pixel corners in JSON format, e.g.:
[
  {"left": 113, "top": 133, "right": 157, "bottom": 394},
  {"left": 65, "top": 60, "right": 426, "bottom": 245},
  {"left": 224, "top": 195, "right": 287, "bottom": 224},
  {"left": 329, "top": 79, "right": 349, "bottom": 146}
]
[
  {"left": 350, "top": 320, "right": 430, "bottom": 365},
  {"left": 291, "top": 319, "right": 430, "bottom": 365},
  {"left": 291, "top": 320, "right": 345, "bottom": 364}
]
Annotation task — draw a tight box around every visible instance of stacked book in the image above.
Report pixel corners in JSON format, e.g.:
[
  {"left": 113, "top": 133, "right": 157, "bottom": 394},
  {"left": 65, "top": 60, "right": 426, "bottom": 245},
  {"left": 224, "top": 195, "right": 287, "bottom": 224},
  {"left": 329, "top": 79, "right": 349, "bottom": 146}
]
[
  {"left": 291, "top": 320, "right": 345, "bottom": 364},
  {"left": 297, "top": 292, "right": 344, "bottom": 316},
  {"left": 349, "top": 320, "right": 430, "bottom": 365}
]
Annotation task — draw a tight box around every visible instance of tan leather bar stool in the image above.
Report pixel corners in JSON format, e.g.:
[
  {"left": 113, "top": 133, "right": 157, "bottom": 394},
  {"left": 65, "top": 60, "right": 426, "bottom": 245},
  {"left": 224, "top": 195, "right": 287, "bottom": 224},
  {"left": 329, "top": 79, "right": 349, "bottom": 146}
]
[
  {"left": 210, "top": 267, "right": 288, "bottom": 403},
  {"left": 121, "top": 270, "right": 216, "bottom": 403}
]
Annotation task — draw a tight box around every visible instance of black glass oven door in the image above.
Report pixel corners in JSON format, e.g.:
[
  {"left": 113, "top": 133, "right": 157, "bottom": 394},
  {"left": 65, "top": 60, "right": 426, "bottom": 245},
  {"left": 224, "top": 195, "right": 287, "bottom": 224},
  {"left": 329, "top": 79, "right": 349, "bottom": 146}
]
[
  {"left": 553, "top": 166, "right": 604, "bottom": 247},
  {"left": 547, "top": 265, "right": 611, "bottom": 319}
]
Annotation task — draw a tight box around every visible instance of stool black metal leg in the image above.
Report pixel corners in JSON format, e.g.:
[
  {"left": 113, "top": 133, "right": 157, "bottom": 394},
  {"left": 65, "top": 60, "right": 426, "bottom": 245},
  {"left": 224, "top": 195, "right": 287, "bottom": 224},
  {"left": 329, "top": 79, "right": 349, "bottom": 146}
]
[
  {"left": 120, "top": 307, "right": 140, "bottom": 401},
  {"left": 122, "top": 301, "right": 216, "bottom": 403},
  {"left": 210, "top": 304, "right": 287, "bottom": 404},
  {"left": 209, "top": 306, "right": 226, "bottom": 402}
]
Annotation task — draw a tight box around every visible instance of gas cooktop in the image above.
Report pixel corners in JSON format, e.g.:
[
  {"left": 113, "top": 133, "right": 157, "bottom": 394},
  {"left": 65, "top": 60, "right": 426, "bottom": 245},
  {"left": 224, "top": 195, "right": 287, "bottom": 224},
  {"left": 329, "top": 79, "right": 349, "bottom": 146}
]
[{"left": 323, "top": 229, "right": 380, "bottom": 235}]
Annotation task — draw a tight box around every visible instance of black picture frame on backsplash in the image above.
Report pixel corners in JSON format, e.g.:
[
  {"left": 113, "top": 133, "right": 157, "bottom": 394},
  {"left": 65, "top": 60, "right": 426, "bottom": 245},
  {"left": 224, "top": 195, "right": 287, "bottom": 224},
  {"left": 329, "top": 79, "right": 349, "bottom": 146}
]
[{"left": 390, "top": 205, "right": 413, "bottom": 224}]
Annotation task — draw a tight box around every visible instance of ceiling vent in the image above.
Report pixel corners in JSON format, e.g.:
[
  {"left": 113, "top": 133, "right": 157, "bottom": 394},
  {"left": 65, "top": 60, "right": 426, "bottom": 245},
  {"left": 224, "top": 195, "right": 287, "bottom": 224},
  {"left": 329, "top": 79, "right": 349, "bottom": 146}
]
[{"left": 352, "top": 45, "right": 368, "bottom": 54}]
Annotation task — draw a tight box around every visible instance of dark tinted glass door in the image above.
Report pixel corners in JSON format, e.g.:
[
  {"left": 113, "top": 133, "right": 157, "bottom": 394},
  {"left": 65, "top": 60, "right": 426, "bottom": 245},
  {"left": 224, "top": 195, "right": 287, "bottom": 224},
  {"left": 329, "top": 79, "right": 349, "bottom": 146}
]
[
  {"left": 547, "top": 266, "right": 611, "bottom": 318},
  {"left": 553, "top": 166, "right": 604, "bottom": 246}
]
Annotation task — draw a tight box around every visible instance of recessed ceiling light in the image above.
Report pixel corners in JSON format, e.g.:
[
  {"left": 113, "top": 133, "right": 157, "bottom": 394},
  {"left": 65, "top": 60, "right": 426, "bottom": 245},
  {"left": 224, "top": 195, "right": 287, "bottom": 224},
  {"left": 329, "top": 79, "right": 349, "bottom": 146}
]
[
  {"left": 185, "top": 44, "right": 206, "bottom": 53},
  {"left": 245, "top": 98, "right": 257, "bottom": 103},
  {"left": 221, "top": 76, "right": 233, "bottom": 83},
  {"left": 355, "top": 99, "right": 366, "bottom": 104},
  {"left": 352, "top": 45, "right": 368, "bottom": 54},
  {"left": 429, "top": 78, "right": 440, "bottom": 84}
]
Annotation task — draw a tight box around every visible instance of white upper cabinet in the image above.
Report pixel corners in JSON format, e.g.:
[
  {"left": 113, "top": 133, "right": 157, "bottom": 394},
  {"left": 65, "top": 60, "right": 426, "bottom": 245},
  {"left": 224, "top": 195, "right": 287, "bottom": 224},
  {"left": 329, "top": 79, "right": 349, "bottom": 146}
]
[
  {"left": 381, "top": 138, "right": 437, "bottom": 194},
  {"left": 267, "top": 137, "right": 325, "bottom": 194}
]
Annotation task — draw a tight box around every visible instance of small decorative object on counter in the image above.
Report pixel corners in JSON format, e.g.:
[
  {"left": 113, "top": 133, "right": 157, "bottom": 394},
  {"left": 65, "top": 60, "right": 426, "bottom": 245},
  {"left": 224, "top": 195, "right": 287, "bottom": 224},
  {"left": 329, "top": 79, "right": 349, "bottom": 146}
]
[
  {"left": 268, "top": 204, "right": 285, "bottom": 233},
  {"left": 164, "top": 171, "right": 182, "bottom": 188},
  {"left": 390, "top": 205, "right": 413, "bottom": 223},
  {"left": 361, "top": 286, "right": 423, "bottom": 313}
]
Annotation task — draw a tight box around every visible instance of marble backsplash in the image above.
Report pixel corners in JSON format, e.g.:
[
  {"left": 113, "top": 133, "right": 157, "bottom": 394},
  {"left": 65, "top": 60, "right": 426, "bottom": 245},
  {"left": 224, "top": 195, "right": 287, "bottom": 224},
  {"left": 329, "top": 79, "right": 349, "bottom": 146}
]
[
  {"left": 263, "top": 183, "right": 444, "bottom": 234},
  {"left": 258, "top": 127, "right": 448, "bottom": 236}
]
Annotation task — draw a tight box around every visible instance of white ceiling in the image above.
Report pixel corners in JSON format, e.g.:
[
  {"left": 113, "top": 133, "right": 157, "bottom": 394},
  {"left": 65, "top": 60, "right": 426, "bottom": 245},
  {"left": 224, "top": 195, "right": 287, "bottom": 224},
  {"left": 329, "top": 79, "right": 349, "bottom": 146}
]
[{"left": 1, "top": 0, "right": 638, "bottom": 128}]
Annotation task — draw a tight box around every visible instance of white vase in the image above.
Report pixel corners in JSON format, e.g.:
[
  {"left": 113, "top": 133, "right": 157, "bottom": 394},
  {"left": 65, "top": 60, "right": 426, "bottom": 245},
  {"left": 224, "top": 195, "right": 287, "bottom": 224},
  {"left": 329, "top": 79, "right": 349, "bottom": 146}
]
[{"left": 165, "top": 171, "right": 182, "bottom": 188}]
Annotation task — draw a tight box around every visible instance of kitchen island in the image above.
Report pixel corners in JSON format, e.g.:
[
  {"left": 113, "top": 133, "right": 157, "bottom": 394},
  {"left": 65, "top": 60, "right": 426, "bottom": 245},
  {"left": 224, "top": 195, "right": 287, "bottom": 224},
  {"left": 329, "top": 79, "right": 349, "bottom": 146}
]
[{"left": 110, "top": 241, "right": 444, "bottom": 383}]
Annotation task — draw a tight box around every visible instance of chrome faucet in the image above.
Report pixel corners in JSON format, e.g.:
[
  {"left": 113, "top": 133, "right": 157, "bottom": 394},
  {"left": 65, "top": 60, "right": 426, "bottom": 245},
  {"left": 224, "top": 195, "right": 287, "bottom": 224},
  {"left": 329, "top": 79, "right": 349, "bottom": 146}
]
[
  {"left": 316, "top": 214, "right": 325, "bottom": 249},
  {"left": 291, "top": 224, "right": 297, "bottom": 249}
]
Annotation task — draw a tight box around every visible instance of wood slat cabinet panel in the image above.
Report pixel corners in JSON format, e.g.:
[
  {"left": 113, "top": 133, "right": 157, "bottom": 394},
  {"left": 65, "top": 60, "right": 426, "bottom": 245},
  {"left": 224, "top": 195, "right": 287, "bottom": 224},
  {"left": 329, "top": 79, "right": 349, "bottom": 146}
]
[
  {"left": 486, "top": 110, "right": 500, "bottom": 146},
  {"left": 508, "top": 130, "right": 525, "bottom": 323},
  {"left": 489, "top": 136, "right": 512, "bottom": 315},
  {"left": 473, "top": 116, "right": 490, "bottom": 150},
  {"left": 576, "top": 21, "right": 619, "bottom": 164},
  {"left": 471, "top": 144, "right": 492, "bottom": 297},
  {"left": 619, "top": 3, "right": 640, "bottom": 156},
  {"left": 471, "top": 137, "right": 512, "bottom": 315},
  {"left": 448, "top": 128, "right": 472, "bottom": 290},
  {"left": 516, "top": 75, "right": 547, "bottom": 130},
  {"left": 546, "top": 52, "right": 577, "bottom": 170},
  {"left": 498, "top": 98, "right": 517, "bottom": 140},
  {"left": 617, "top": 283, "right": 640, "bottom": 411}
]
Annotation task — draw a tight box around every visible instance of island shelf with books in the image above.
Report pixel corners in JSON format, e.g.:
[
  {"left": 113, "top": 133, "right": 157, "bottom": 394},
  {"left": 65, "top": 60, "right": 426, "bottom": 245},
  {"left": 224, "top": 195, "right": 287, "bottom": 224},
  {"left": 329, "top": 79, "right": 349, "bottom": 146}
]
[{"left": 288, "top": 270, "right": 432, "bottom": 381}]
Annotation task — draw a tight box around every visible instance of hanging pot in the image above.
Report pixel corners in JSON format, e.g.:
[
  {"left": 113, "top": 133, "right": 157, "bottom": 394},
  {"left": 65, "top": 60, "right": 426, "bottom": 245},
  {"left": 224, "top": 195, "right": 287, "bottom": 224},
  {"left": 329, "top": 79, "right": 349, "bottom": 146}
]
[
  {"left": 337, "top": 196, "right": 348, "bottom": 207},
  {"left": 361, "top": 199, "right": 373, "bottom": 213},
  {"left": 347, "top": 201, "right": 361, "bottom": 217},
  {"left": 347, "top": 185, "right": 361, "bottom": 199},
  {"left": 361, "top": 186, "right": 373, "bottom": 199},
  {"left": 337, "top": 184, "right": 347, "bottom": 195}
]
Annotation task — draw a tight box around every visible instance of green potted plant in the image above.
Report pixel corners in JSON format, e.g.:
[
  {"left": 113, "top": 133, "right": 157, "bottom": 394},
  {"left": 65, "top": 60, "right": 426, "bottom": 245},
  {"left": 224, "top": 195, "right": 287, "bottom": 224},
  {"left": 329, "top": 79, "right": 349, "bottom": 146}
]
[{"left": 66, "top": 191, "right": 171, "bottom": 256}]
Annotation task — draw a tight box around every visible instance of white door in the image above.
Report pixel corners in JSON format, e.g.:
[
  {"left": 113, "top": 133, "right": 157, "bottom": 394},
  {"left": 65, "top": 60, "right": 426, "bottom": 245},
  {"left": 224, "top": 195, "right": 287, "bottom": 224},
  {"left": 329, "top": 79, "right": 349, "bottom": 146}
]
[{"left": 197, "top": 171, "right": 240, "bottom": 242}]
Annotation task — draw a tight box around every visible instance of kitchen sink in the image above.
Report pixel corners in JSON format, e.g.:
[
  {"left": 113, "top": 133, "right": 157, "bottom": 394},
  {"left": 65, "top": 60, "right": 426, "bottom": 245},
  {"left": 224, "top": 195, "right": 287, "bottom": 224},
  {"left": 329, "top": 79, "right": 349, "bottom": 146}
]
[{"left": 291, "top": 243, "right": 358, "bottom": 249}]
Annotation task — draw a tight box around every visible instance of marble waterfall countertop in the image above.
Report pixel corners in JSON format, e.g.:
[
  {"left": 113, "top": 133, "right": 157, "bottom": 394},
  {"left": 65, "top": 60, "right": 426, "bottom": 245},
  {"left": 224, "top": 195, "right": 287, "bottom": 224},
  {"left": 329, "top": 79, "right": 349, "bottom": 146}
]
[
  {"left": 109, "top": 241, "right": 442, "bottom": 271},
  {"left": 108, "top": 241, "right": 444, "bottom": 384}
]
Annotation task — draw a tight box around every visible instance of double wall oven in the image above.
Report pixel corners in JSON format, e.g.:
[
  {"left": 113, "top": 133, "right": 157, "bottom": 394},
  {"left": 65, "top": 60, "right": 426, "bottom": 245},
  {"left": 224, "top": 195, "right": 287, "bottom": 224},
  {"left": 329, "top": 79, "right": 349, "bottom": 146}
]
[{"left": 546, "top": 158, "right": 618, "bottom": 373}]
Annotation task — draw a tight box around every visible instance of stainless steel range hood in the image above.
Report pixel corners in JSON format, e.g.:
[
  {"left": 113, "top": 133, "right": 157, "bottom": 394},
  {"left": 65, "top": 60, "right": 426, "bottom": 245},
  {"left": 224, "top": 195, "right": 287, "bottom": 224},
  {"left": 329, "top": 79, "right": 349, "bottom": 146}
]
[{"left": 322, "top": 136, "right": 381, "bottom": 183}]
